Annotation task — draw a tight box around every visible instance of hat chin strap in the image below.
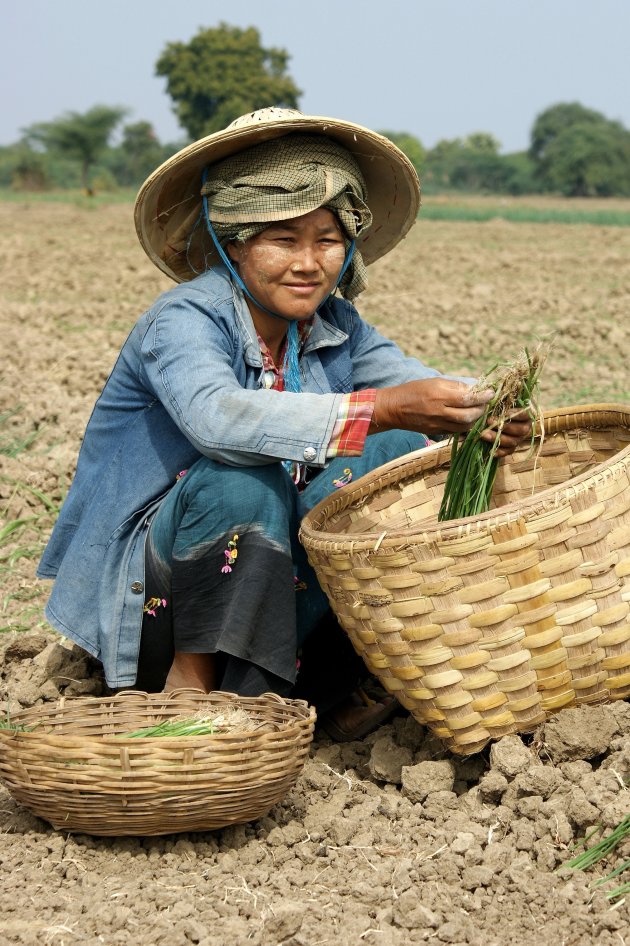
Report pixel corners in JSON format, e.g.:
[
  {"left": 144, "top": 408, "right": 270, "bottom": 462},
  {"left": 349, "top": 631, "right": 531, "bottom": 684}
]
[{"left": 201, "top": 192, "right": 355, "bottom": 323}]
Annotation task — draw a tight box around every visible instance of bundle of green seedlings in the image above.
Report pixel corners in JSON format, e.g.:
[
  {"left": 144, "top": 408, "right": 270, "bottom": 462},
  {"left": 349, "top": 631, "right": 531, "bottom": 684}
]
[
  {"left": 561, "top": 814, "right": 630, "bottom": 904},
  {"left": 438, "top": 344, "right": 546, "bottom": 522},
  {"left": 122, "top": 718, "right": 217, "bottom": 738},
  {"left": 120, "top": 705, "right": 260, "bottom": 738}
]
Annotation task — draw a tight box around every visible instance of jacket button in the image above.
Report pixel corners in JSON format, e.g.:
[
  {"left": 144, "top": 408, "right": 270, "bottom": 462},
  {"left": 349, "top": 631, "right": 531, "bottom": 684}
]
[
  {"left": 303, "top": 447, "right": 317, "bottom": 462},
  {"left": 130, "top": 581, "right": 144, "bottom": 594}
]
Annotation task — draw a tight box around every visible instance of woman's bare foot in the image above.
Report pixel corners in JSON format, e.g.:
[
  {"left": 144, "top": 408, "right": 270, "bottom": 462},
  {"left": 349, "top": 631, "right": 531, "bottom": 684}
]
[
  {"left": 322, "top": 689, "right": 397, "bottom": 742},
  {"left": 163, "top": 652, "right": 216, "bottom": 692}
]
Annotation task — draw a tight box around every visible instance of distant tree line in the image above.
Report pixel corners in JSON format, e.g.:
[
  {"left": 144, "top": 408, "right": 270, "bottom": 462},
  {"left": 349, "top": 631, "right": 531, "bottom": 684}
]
[
  {"left": 392, "top": 101, "right": 630, "bottom": 197},
  {"left": 2, "top": 23, "right": 629, "bottom": 198},
  {"left": 0, "top": 106, "right": 182, "bottom": 193}
]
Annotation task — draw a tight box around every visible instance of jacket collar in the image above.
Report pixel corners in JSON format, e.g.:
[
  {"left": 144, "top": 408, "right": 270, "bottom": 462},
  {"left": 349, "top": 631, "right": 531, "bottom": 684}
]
[{"left": 229, "top": 277, "right": 349, "bottom": 368}]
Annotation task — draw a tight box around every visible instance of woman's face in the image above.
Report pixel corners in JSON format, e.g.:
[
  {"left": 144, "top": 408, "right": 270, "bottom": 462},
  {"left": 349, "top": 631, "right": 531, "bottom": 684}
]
[{"left": 227, "top": 208, "right": 346, "bottom": 322}]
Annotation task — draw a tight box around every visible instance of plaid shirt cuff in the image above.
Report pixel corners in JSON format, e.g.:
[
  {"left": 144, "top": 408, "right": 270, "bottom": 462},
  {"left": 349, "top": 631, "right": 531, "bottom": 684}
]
[{"left": 326, "top": 390, "right": 377, "bottom": 458}]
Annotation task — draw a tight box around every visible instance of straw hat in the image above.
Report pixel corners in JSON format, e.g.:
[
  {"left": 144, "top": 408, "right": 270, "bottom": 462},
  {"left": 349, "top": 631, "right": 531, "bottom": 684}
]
[{"left": 134, "top": 108, "right": 421, "bottom": 283}]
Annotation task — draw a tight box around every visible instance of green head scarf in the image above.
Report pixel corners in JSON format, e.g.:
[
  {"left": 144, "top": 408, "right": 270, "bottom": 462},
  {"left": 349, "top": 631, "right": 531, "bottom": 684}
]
[{"left": 200, "top": 133, "right": 373, "bottom": 300}]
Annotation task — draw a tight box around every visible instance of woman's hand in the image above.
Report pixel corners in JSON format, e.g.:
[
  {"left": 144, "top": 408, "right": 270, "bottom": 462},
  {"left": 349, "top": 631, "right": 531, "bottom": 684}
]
[
  {"left": 372, "top": 379, "right": 533, "bottom": 456},
  {"left": 480, "top": 408, "right": 533, "bottom": 457},
  {"left": 372, "top": 379, "right": 494, "bottom": 437}
]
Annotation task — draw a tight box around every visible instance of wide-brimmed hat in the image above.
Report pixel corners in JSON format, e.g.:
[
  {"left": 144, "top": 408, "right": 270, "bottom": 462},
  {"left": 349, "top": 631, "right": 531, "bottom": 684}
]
[{"left": 134, "top": 108, "right": 421, "bottom": 283}]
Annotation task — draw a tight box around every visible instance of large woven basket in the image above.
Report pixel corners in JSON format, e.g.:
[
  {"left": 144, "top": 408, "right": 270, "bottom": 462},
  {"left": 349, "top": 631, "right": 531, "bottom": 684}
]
[
  {"left": 0, "top": 690, "right": 315, "bottom": 835},
  {"left": 300, "top": 404, "right": 630, "bottom": 755}
]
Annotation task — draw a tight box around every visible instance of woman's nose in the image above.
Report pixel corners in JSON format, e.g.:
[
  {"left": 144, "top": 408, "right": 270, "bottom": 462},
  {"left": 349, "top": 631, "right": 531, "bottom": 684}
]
[{"left": 290, "top": 244, "right": 319, "bottom": 272}]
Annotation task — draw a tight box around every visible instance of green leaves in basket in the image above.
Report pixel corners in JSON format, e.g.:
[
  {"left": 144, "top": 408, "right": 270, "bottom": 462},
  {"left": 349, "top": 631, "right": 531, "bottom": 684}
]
[
  {"left": 438, "top": 343, "right": 547, "bottom": 522},
  {"left": 120, "top": 717, "right": 217, "bottom": 738},
  {"left": 0, "top": 707, "right": 36, "bottom": 732},
  {"left": 119, "top": 705, "right": 261, "bottom": 738}
]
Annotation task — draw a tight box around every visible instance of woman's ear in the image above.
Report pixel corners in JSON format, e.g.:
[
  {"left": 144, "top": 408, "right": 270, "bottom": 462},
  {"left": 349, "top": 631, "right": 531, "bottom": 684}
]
[{"left": 226, "top": 241, "right": 242, "bottom": 264}]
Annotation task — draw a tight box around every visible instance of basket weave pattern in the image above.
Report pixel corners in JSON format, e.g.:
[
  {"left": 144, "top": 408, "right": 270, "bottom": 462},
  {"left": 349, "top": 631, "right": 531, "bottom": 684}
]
[
  {"left": 300, "top": 405, "right": 630, "bottom": 755},
  {"left": 0, "top": 690, "right": 315, "bottom": 835}
]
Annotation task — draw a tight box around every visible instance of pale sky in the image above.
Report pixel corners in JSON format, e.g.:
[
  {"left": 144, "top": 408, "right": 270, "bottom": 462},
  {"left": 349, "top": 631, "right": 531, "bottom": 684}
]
[{"left": 2, "top": 0, "right": 629, "bottom": 154}]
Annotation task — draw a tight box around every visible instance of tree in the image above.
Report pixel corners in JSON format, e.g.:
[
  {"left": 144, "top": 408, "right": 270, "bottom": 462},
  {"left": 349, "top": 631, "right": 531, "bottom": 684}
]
[
  {"left": 23, "top": 105, "right": 127, "bottom": 192},
  {"left": 498, "top": 152, "right": 541, "bottom": 195},
  {"left": 422, "top": 138, "right": 464, "bottom": 188},
  {"left": 109, "top": 121, "right": 167, "bottom": 186},
  {"left": 155, "top": 23, "right": 302, "bottom": 140},
  {"left": 105, "top": 121, "right": 185, "bottom": 187},
  {"left": 449, "top": 151, "right": 506, "bottom": 192},
  {"left": 529, "top": 102, "right": 606, "bottom": 166},
  {"left": 463, "top": 132, "right": 500, "bottom": 155},
  {"left": 529, "top": 102, "right": 630, "bottom": 194},
  {"left": 0, "top": 144, "right": 50, "bottom": 191},
  {"left": 543, "top": 121, "right": 630, "bottom": 196},
  {"left": 423, "top": 133, "right": 506, "bottom": 192}
]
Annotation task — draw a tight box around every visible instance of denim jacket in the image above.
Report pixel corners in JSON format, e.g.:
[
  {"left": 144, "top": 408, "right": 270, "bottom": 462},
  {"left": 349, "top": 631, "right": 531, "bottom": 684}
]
[{"left": 38, "top": 265, "right": 447, "bottom": 686}]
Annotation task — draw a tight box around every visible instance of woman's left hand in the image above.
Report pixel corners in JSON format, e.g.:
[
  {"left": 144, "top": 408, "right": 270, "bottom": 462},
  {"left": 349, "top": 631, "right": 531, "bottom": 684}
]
[{"left": 479, "top": 411, "right": 533, "bottom": 458}]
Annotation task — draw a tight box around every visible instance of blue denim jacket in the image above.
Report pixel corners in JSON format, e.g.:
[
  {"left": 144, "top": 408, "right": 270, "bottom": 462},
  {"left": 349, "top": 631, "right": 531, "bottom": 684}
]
[{"left": 38, "top": 266, "right": 447, "bottom": 686}]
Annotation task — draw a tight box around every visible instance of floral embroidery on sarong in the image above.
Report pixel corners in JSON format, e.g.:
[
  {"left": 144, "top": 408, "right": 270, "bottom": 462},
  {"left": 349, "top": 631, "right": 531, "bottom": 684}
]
[
  {"left": 332, "top": 467, "right": 353, "bottom": 488},
  {"left": 143, "top": 596, "right": 167, "bottom": 617},
  {"left": 221, "top": 534, "right": 239, "bottom": 574}
]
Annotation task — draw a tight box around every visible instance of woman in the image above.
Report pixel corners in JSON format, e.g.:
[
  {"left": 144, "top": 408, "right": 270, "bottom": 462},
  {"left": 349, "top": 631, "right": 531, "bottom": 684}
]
[{"left": 37, "top": 108, "right": 530, "bottom": 737}]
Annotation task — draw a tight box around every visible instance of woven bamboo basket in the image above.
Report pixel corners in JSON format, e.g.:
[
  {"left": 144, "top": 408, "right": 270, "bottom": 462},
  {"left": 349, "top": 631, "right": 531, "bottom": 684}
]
[
  {"left": 300, "top": 404, "right": 630, "bottom": 755},
  {"left": 0, "top": 690, "right": 315, "bottom": 835}
]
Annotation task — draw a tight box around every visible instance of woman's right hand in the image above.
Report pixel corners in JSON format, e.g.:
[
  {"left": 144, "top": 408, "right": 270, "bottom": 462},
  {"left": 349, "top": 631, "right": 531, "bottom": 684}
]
[{"left": 371, "top": 379, "right": 493, "bottom": 437}]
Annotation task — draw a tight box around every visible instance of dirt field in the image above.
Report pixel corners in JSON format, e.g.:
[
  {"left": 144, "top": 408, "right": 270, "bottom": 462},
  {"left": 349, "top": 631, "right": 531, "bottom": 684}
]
[{"left": 1, "top": 200, "right": 629, "bottom": 945}]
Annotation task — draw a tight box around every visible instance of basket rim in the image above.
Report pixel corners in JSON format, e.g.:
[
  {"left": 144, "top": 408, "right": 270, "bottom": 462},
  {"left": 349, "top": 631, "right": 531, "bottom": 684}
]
[
  {"left": 0, "top": 689, "right": 316, "bottom": 744},
  {"left": 300, "top": 402, "right": 630, "bottom": 550}
]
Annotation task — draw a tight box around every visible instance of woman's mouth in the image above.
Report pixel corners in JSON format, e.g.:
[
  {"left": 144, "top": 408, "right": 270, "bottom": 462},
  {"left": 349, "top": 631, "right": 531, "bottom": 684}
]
[{"left": 284, "top": 283, "right": 320, "bottom": 295}]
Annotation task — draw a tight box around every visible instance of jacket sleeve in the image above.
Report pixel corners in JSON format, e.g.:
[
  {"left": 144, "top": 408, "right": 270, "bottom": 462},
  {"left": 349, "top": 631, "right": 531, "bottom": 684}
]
[{"left": 139, "top": 294, "right": 341, "bottom": 467}]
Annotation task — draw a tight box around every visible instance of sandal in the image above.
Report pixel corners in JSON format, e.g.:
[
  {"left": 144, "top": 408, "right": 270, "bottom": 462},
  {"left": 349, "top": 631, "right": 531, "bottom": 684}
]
[{"left": 321, "top": 687, "right": 398, "bottom": 742}]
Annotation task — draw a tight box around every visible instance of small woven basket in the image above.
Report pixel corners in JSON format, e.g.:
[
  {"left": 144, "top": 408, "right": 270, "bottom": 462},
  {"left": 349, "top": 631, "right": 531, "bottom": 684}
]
[
  {"left": 0, "top": 690, "right": 315, "bottom": 835},
  {"left": 300, "top": 404, "right": 630, "bottom": 755}
]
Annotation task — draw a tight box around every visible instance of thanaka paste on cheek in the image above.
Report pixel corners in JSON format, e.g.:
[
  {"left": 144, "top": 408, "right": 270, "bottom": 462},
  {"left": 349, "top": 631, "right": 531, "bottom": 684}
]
[{"left": 249, "top": 246, "right": 291, "bottom": 283}]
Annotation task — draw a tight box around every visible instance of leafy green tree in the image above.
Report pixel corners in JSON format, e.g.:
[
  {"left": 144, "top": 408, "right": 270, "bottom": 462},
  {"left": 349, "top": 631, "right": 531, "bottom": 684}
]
[
  {"left": 422, "top": 138, "right": 463, "bottom": 188},
  {"left": 450, "top": 151, "right": 505, "bottom": 192},
  {"left": 498, "top": 152, "right": 541, "bottom": 195},
  {"left": 0, "top": 144, "right": 50, "bottom": 190},
  {"left": 122, "top": 121, "right": 160, "bottom": 158},
  {"left": 377, "top": 131, "right": 425, "bottom": 177},
  {"left": 529, "top": 102, "right": 606, "bottom": 168},
  {"left": 423, "top": 133, "right": 506, "bottom": 192},
  {"left": 445, "top": 133, "right": 504, "bottom": 191},
  {"left": 156, "top": 23, "right": 302, "bottom": 139},
  {"left": 23, "top": 105, "right": 127, "bottom": 192},
  {"left": 420, "top": 132, "right": 538, "bottom": 195},
  {"left": 108, "top": 121, "right": 167, "bottom": 186},
  {"left": 13, "top": 148, "right": 50, "bottom": 191},
  {"left": 463, "top": 132, "right": 500, "bottom": 155},
  {"left": 543, "top": 120, "right": 630, "bottom": 196},
  {"left": 529, "top": 102, "right": 630, "bottom": 194}
]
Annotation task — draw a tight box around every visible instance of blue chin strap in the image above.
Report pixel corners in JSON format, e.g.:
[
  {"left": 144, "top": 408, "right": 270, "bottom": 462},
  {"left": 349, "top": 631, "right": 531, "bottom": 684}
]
[{"left": 199, "top": 178, "right": 355, "bottom": 395}]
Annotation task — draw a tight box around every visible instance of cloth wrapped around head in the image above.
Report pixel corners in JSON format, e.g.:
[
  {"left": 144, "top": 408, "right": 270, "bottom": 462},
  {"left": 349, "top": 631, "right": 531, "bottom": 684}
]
[{"left": 200, "top": 134, "right": 373, "bottom": 300}]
